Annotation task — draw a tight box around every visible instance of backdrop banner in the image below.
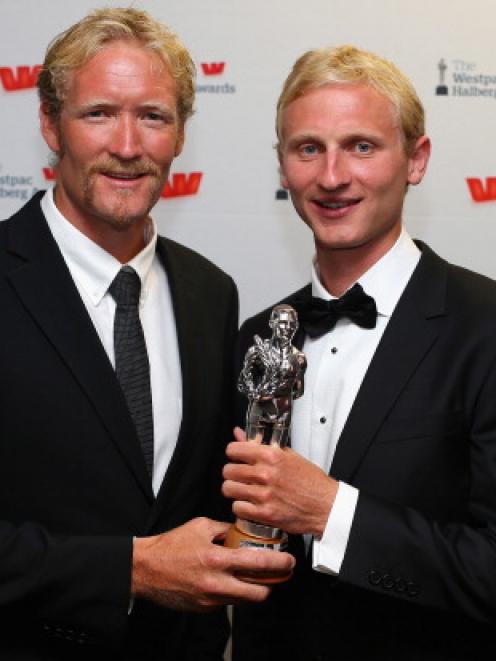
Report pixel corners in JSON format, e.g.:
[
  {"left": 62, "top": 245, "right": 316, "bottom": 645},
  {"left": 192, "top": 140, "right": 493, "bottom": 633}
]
[{"left": 1, "top": 0, "right": 495, "bottom": 320}]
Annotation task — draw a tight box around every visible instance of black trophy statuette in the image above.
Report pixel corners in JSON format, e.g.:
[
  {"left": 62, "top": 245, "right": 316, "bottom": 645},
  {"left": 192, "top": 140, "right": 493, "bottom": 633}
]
[{"left": 436, "top": 58, "right": 448, "bottom": 96}]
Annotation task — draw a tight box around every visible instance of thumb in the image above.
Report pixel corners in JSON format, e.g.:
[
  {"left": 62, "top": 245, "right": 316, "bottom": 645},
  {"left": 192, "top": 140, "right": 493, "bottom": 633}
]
[
  {"left": 200, "top": 518, "right": 231, "bottom": 541},
  {"left": 233, "top": 426, "right": 248, "bottom": 442}
]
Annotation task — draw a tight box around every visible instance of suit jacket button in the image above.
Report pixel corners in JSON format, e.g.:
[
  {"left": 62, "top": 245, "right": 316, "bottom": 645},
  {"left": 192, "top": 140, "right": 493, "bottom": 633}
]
[
  {"left": 368, "top": 569, "right": 382, "bottom": 586},
  {"left": 395, "top": 578, "right": 407, "bottom": 593},
  {"left": 77, "top": 632, "right": 89, "bottom": 645},
  {"left": 382, "top": 573, "right": 395, "bottom": 589},
  {"left": 407, "top": 581, "right": 420, "bottom": 597}
]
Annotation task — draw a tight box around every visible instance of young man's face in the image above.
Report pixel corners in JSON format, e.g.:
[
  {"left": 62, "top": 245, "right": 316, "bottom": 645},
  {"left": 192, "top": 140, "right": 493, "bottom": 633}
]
[
  {"left": 278, "top": 83, "right": 429, "bottom": 263},
  {"left": 40, "top": 39, "right": 184, "bottom": 245}
]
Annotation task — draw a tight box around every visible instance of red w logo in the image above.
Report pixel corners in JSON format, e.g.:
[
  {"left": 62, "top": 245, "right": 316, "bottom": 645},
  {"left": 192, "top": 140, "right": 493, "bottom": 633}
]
[
  {"left": 466, "top": 177, "right": 496, "bottom": 202},
  {"left": 200, "top": 62, "right": 225, "bottom": 76},
  {"left": 161, "top": 173, "right": 203, "bottom": 198},
  {"left": 43, "top": 168, "right": 56, "bottom": 181},
  {"left": 0, "top": 65, "right": 42, "bottom": 91}
]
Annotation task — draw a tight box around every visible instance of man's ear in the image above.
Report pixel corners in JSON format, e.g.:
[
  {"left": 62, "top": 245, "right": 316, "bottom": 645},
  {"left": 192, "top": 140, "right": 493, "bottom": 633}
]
[
  {"left": 174, "top": 124, "right": 185, "bottom": 157},
  {"left": 39, "top": 103, "right": 61, "bottom": 154},
  {"left": 407, "top": 135, "right": 431, "bottom": 186},
  {"left": 277, "top": 145, "right": 289, "bottom": 189}
]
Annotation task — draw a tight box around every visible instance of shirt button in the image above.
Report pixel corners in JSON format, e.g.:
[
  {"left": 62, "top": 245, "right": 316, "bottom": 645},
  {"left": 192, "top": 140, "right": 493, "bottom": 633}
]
[
  {"left": 320, "top": 416, "right": 326, "bottom": 424},
  {"left": 331, "top": 347, "right": 338, "bottom": 354}
]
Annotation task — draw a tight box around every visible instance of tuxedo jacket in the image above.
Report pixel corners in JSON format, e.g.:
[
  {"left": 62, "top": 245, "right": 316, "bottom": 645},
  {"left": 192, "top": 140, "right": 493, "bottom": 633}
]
[
  {"left": 0, "top": 192, "right": 237, "bottom": 660},
  {"left": 232, "top": 242, "right": 496, "bottom": 661}
]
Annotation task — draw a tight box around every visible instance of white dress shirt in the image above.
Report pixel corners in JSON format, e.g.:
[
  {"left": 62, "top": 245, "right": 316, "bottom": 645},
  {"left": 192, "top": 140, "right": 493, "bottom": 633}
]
[
  {"left": 41, "top": 188, "right": 182, "bottom": 496},
  {"left": 291, "top": 229, "right": 421, "bottom": 573}
]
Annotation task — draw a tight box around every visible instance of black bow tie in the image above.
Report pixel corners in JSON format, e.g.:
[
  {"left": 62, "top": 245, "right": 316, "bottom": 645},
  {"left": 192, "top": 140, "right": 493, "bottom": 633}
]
[{"left": 294, "top": 283, "right": 377, "bottom": 338}]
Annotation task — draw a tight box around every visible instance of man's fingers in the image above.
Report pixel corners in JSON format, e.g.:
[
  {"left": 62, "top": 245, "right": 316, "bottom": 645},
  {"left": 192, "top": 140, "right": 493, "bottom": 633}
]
[
  {"left": 222, "top": 461, "right": 266, "bottom": 484},
  {"left": 210, "top": 544, "right": 295, "bottom": 576},
  {"left": 228, "top": 548, "right": 295, "bottom": 575},
  {"left": 222, "top": 479, "right": 267, "bottom": 503},
  {"left": 231, "top": 499, "right": 269, "bottom": 524},
  {"left": 226, "top": 438, "right": 282, "bottom": 464},
  {"left": 200, "top": 547, "right": 295, "bottom": 604},
  {"left": 211, "top": 575, "right": 272, "bottom": 604},
  {"left": 226, "top": 440, "right": 259, "bottom": 464}
]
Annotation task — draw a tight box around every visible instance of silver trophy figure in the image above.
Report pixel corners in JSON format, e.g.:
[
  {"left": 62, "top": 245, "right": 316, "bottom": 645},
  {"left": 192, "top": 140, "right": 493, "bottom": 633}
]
[
  {"left": 225, "top": 305, "right": 306, "bottom": 583},
  {"left": 239, "top": 305, "right": 306, "bottom": 447}
]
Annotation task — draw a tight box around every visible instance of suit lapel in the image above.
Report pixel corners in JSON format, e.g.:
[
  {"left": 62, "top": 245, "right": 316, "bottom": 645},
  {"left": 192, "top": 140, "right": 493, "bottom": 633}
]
[
  {"left": 5, "top": 194, "right": 154, "bottom": 500},
  {"left": 330, "top": 243, "right": 448, "bottom": 482},
  {"left": 290, "top": 284, "right": 311, "bottom": 350}
]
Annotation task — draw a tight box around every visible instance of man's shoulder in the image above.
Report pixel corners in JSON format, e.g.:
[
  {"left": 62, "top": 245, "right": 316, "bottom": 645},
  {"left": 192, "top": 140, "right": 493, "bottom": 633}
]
[
  {"left": 0, "top": 192, "right": 46, "bottom": 253},
  {"left": 447, "top": 260, "right": 496, "bottom": 302},
  {"left": 419, "top": 240, "right": 496, "bottom": 309},
  {"left": 1, "top": 191, "right": 44, "bottom": 224},
  {"left": 156, "top": 235, "right": 236, "bottom": 291}
]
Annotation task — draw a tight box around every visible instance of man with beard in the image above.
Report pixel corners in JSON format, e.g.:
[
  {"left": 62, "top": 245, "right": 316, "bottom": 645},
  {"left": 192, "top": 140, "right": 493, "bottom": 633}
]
[
  {"left": 224, "top": 45, "right": 496, "bottom": 660},
  {"left": 0, "top": 7, "right": 293, "bottom": 660}
]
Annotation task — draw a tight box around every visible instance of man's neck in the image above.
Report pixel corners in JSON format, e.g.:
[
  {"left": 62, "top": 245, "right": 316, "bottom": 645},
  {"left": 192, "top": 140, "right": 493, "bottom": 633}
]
[{"left": 316, "top": 228, "right": 402, "bottom": 297}]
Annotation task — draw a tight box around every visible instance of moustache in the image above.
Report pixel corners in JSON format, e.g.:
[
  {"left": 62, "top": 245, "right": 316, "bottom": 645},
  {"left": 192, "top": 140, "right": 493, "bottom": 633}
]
[{"left": 89, "top": 158, "right": 161, "bottom": 179}]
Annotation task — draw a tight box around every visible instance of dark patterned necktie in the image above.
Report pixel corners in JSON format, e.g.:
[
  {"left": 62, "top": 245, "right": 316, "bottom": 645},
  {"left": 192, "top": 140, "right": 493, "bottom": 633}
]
[
  {"left": 109, "top": 266, "right": 154, "bottom": 476},
  {"left": 294, "top": 283, "right": 377, "bottom": 339}
]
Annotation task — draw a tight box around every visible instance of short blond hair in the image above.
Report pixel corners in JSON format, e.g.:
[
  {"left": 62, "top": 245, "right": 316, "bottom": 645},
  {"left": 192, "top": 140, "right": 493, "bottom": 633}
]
[
  {"left": 276, "top": 45, "right": 424, "bottom": 154},
  {"left": 37, "top": 7, "right": 195, "bottom": 125}
]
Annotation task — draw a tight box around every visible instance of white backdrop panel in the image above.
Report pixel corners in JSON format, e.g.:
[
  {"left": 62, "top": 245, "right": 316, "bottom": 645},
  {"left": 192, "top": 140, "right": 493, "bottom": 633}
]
[{"left": 1, "top": 0, "right": 495, "bottom": 320}]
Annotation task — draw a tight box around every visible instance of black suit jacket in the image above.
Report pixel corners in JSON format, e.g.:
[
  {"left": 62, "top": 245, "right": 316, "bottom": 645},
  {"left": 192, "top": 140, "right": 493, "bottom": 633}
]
[
  {"left": 0, "top": 192, "right": 237, "bottom": 660},
  {"left": 232, "top": 242, "right": 496, "bottom": 661}
]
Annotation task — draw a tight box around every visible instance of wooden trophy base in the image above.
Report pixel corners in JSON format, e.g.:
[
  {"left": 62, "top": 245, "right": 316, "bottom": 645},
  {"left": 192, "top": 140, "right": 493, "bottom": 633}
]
[{"left": 224, "top": 522, "right": 292, "bottom": 584}]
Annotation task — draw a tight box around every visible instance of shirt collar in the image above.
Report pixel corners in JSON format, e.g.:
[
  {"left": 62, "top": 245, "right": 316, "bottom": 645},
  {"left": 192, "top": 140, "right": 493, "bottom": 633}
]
[
  {"left": 41, "top": 187, "right": 157, "bottom": 306},
  {"left": 311, "top": 228, "right": 421, "bottom": 317}
]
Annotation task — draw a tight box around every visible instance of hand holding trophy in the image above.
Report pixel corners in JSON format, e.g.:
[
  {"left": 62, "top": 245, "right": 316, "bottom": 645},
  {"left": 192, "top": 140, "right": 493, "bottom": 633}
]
[{"left": 224, "top": 304, "right": 306, "bottom": 583}]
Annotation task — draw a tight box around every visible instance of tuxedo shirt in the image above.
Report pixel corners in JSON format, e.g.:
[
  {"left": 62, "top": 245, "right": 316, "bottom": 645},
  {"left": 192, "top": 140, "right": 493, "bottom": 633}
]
[
  {"left": 291, "top": 229, "right": 420, "bottom": 572},
  {"left": 41, "top": 188, "right": 181, "bottom": 495}
]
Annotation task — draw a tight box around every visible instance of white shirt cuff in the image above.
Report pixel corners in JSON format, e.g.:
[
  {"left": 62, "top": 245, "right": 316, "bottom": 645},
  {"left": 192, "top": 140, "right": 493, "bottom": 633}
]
[{"left": 312, "top": 481, "right": 359, "bottom": 575}]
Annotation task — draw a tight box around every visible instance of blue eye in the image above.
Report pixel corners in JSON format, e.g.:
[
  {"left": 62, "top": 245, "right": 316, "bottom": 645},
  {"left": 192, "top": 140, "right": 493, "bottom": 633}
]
[
  {"left": 355, "top": 142, "right": 372, "bottom": 154},
  {"left": 300, "top": 144, "right": 318, "bottom": 155}
]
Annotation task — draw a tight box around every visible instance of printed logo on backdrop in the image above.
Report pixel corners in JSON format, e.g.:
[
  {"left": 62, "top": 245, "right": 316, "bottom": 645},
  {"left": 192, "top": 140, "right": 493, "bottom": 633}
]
[
  {"left": 0, "top": 172, "right": 39, "bottom": 201},
  {"left": 466, "top": 177, "right": 496, "bottom": 203},
  {"left": 0, "top": 65, "right": 41, "bottom": 92},
  {"left": 42, "top": 168, "right": 203, "bottom": 200},
  {"left": 0, "top": 61, "right": 237, "bottom": 95},
  {"left": 435, "top": 59, "right": 496, "bottom": 99},
  {"left": 196, "top": 61, "right": 236, "bottom": 94},
  {"left": 435, "top": 60, "right": 448, "bottom": 96},
  {"left": 160, "top": 172, "right": 203, "bottom": 199}
]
